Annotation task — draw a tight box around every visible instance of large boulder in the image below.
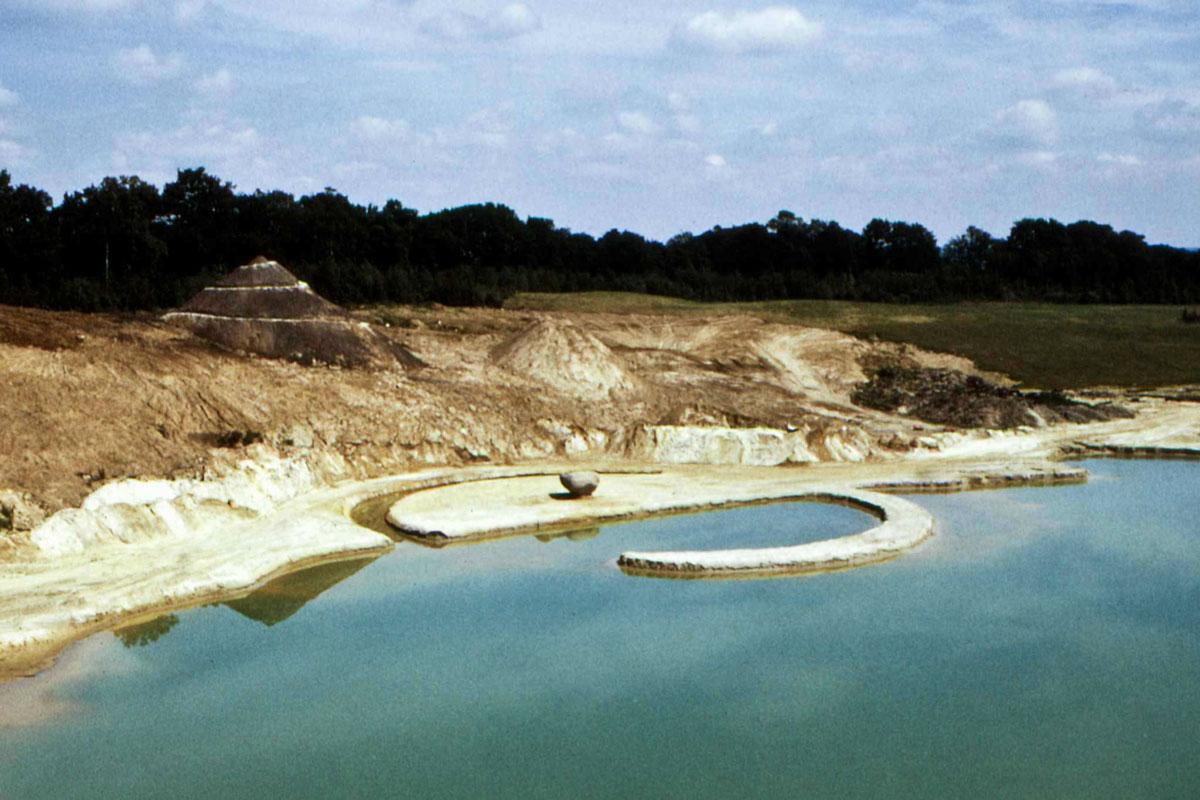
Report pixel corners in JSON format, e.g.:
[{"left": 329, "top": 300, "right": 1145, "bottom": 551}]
[{"left": 559, "top": 471, "right": 600, "bottom": 498}]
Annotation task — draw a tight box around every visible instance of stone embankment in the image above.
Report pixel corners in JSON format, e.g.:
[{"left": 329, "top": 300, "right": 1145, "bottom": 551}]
[
  {"left": 387, "top": 472, "right": 936, "bottom": 577},
  {"left": 616, "top": 491, "right": 932, "bottom": 577}
]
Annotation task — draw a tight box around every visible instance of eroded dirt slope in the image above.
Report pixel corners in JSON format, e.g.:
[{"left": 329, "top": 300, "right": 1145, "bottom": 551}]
[{"left": 0, "top": 302, "right": 1113, "bottom": 518}]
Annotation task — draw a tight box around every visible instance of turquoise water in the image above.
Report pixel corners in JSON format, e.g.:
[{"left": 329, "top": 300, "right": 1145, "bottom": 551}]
[{"left": 2, "top": 460, "right": 1199, "bottom": 798}]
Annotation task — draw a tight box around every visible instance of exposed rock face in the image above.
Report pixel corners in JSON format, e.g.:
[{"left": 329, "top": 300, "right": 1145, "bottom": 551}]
[
  {"left": 29, "top": 449, "right": 351, "bottom": 557},
  {"left": 0, "top": 490, "right": 46, "bottom": 532},
  {"left": 634, "top": 424, "right": 876, "bottom": 466},
  {"left": 559, "top": 471, "right": 600, "bottom": 497}
]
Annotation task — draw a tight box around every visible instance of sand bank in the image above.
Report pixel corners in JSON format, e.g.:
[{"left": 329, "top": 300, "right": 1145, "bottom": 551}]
[{"left": 2, "top": 398, "right": 1199, "bottom": 680}]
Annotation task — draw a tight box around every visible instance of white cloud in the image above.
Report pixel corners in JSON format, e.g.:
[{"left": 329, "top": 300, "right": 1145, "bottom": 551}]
[
  {"left": 347, "top": 107, "right": 513, "bottom": 169},
  {"left": 460, "top": 107, "right": 512, "bottom": 148},
  {"left": 350, "top": 115, "right": 410, "bottom": 141},
  {"left": 174, "top": 0, "right": 207, "bottom": 23},
  {"left": 113, "top": 45, "right": 183, "bottom": 85},
  {"left": 1097, "top": 152, "right": 1142, "bottom": 166},
  {"left": 1138, "top": 99, "right": 1200, "bottom": 140},
  {"left": 675, "top": 6, "right": 823, "bottom": 54},
  {"left": 704, "top": 153, "right": 727, "bottom": 167},
  {"left": 493, "top": 3, "right": 539, "bottom": 36},
  {"left": 663, "top": 93, "right": 700, "bottom": 134},
  {"left": 1052, "top": 66, "right": 1118, "bottom": 98},
  {"left": 0, "top": 140, "right": 28, "bottom": 163},
  {"left": 617, "top": 111, "right": 660, "bottom": 135},
  {"left": 993, "top": 99, "right": 1059, "bottom": 146},
  {"left": 1016, "top": 150, "right": 1058, "bottom": 168},
  {"left": 113, "top": 116, "right": 262, "bottom": 177},
  {"left": 0, "top": 83, "right": 19, "bottom": 107},
  {"left": 34, "top": 0, "right": 135, "bottom": 10},
  {"left": 195, "top": 68, "right": 233, "bottom": 97},
  {"left": 420, "top": 2, "right": 541, "bottom": 42}
]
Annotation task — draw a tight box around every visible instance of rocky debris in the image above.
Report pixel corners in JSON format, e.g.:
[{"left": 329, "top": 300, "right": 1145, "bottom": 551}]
[
  {"left": 559, "top": 471, "right": 600, "bottom": 497},
  {"left": 852, "top": 365, "right": 1133, "bottom": 429},
  {"left": 0, "top": 490, "right": 46, "bottom": 532}
]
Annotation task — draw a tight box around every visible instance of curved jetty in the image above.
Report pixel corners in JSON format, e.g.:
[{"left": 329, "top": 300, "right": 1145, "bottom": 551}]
[
  {"left": 616, "top": 490, "right": 932, "bottom": 577},
  {"left": 387, "top": 471, "right": 949, "bottom": 576}
]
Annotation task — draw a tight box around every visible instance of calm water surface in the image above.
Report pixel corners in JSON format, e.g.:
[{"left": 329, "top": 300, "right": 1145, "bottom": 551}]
[{"left": 1, "top": 460, "right": 1199, "bottom": 798}]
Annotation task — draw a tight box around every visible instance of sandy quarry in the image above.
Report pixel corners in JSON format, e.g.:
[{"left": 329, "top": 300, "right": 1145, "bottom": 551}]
[
  {"left": 2, "top": 301, "right": 1199, "bottom": 680},
  {"left": 0, "top": 302, "right": 991, "bottom": 516}
]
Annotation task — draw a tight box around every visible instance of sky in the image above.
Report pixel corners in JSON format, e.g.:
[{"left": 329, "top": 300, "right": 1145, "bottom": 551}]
[{"left": 0, "top": 0, "right": 1198, "bottom": 246}]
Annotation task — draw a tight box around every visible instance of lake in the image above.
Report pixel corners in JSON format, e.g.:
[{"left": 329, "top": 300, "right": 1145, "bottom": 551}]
[{"left": 1, "top": 459, "right": 1198, "bottom": 798}]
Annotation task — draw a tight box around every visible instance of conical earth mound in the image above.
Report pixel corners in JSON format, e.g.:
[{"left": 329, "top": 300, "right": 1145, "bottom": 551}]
[
  {"left": 165, "top": 257, "right": 423, "bottom": 368},
  {"left": 491, "top": 317, "right": 635, "bottom": 399}
]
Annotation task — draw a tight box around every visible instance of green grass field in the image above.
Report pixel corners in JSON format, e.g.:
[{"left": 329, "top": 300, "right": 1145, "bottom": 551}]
[{"left": 506, "top": 292, "right": 1200, "bottom": 390}]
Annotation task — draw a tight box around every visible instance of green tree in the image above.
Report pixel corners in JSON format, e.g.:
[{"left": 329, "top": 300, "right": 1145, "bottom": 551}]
[
  {"left": 55, "top": 175, "right": 167, "bottom": 308},
  {"left": 159, "top": 167, "right": 238, "bottom": 278},
  {"left": 0, "top": 170, "right": 56, "bottom": 304}
]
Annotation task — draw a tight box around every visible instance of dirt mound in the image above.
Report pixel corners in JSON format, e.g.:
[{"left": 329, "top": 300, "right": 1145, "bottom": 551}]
[
  {"left": 592, "top": 315, "right": 983, "bottom": 408},
  {"left": 176, "top": 257, "right": 347, "bottom": 320},
  {"left": 214, "top": 257, "right": 307, "bottom": 288},
  {"left": 491, "top": 318, "right": 636, "bottom": 399},
  {"left": 852, "top": 366, "right": 1132, "bottom": 429},
  {"left": 170, "top": 314, "right": 424, "bottom": 368},
  {"left": 593, "top": 316, "right": 870, "bottom": 404},
  {"left": 176, "top": 287, "right": 344, "bottom": 320},
  {"left": 164, "top": 258, "right": 421, "bottom": 368}
]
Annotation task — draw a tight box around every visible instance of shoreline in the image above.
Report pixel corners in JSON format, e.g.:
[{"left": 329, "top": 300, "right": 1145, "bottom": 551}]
[{"left": 2, "top": 401, "right": 1200, "bottom": 682}]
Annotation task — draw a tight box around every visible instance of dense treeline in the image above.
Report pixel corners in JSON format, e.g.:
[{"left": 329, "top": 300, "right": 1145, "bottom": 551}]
[{"left": 1, "top": 167, "right": 1198, "bottom": 311}]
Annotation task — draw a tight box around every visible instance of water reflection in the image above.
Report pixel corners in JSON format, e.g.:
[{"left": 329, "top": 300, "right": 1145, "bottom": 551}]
[
  {"left": 108, "top": 556, "right": 382, "bottom": 652},
  {"left": 222, "top": 557, "right": 377, "bottom": 627},
  {"left": 113, "top": 615, "right": 180, "bottom": 648},
  {"left": 534, "top": 526, "right": 600, "bottom": 543},
  {"left": 5, "top": 464, "right": 1197, "bottom": 799}
]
